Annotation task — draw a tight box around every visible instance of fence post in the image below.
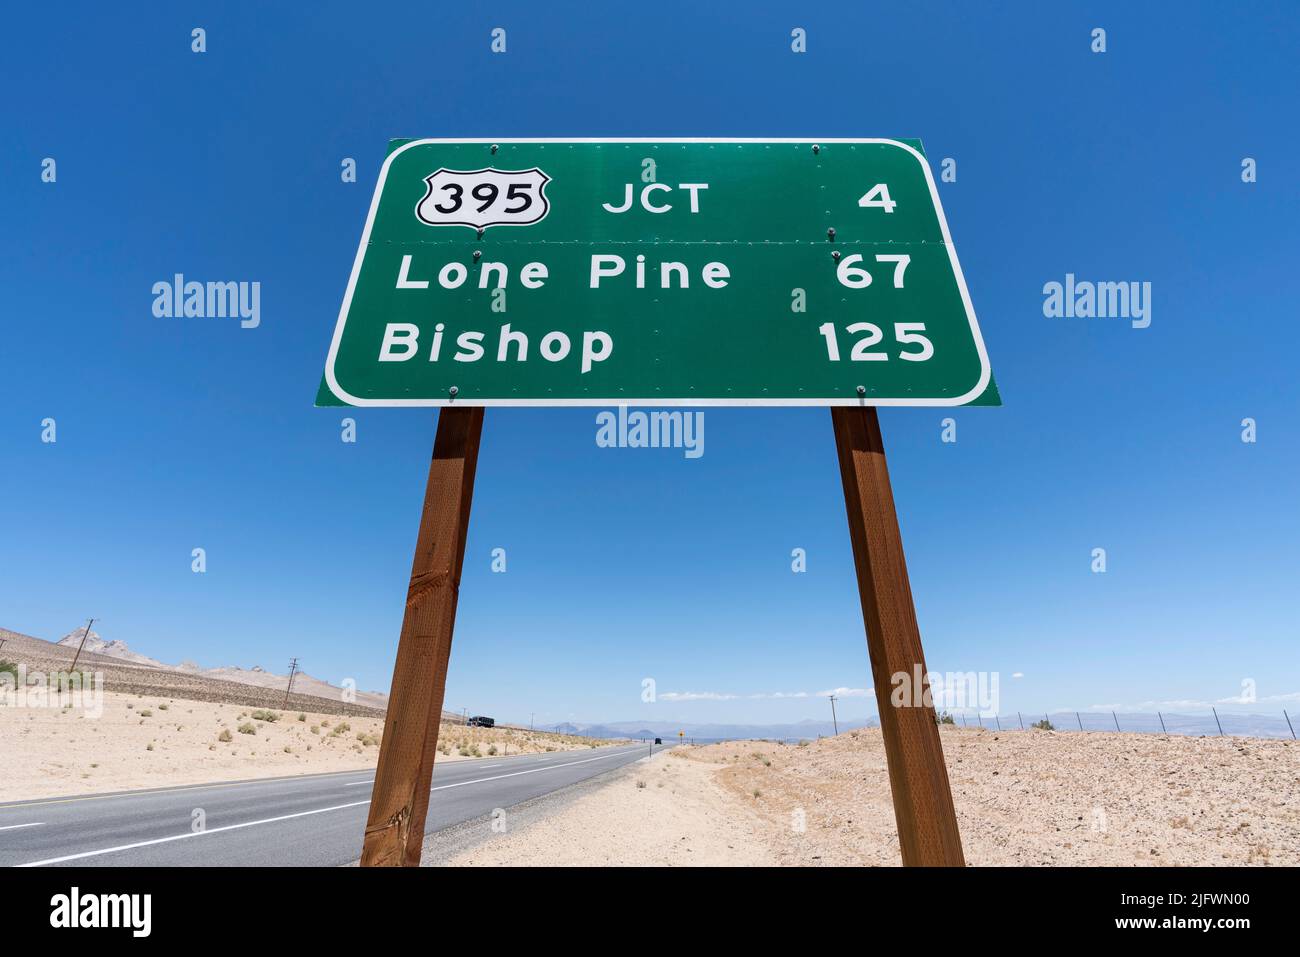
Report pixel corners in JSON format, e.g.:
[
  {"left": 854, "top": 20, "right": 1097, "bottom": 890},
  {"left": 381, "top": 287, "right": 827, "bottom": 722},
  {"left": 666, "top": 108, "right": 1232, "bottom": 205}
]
[
  {"left": 1212, "top": 707, "right": 1224, "bottom": 736},
  {"left": 1158, "top": 711, "right": 1167, "bottom": 736},
  {"left": 1285, "top": 709, "right": 1296, "bottom": 740},
  {"left": 1112, "top": 710, "right": 1120, "bottom": 732},
  {"left": 994, "top": 715, "right": 1001, "bottom": 731},
  {"left": 1076, "top": 711, "right": 1083, "bottom": 731},
  {"left": 1017, "top": 711, "right": 1023, "bottom": 730}
]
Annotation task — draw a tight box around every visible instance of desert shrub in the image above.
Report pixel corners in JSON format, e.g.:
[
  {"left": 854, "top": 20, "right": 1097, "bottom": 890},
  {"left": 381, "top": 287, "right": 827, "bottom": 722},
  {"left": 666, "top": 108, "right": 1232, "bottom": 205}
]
[
  {"left": 0, "top": 660, "right": 17, "bottom": 681},
  {"left": 636, "top": 780, "right": 647, "bottom": 789},
  {"left": 158, "top": 703, "right": 169, "bottom": 711},
  {"left": 1031, "top": 719, "right": 1055, "bottom": 731},
  {"left": 238, "top": 722, "right": 257, "bottom": 735},
  {"left": 330, "top": 722, "right": 351, "bottom": 737},
  {"left": 218, "top": 729, "right": 233, "bottom": 742},
  {"left": 140, "top": 709, "right": 153, "bottom": 717},
  {"left": 251, "top": 710, "right": 280, "bottom": 723},
  {"left": 297, "top": 713, "right": 307, "bottom": 722},
  {"left": 487, "top": 745, "right": 497, "bottom": 756},
  {"left": 310, "top": 725, "right": 320, "bottom": 734},
  {"left": 936, "top": 711, "right": 955, "bottom": 725},
  {"left": 146, "top": 742, "right": 155, "bottom": 751}
]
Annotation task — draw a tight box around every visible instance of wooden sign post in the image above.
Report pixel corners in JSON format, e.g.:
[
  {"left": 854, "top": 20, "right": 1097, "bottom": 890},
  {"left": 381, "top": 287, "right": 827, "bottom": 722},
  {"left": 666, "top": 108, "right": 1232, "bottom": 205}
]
[
  {"left": 359, "top": 404, "right": 964, "bottom": 867},
  {"left": 360, "top": 407, "right": 483, "bottom": 867},
  {"left": 831, "top": 406, "right": 964, "bottom": 866}
]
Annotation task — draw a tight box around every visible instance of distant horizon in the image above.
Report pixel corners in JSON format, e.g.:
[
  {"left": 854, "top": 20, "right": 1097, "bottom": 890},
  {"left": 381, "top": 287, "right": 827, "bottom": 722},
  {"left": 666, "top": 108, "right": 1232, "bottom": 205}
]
[{"left": 4, "top": 621, "right": 1294, "bottom": 740}]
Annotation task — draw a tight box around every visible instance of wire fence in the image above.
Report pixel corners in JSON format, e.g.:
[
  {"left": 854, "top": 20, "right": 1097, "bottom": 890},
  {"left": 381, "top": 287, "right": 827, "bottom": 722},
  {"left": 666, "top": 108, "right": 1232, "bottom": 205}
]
[{"left": 942, "top": 708, "right": 1297, "bottom": 740}]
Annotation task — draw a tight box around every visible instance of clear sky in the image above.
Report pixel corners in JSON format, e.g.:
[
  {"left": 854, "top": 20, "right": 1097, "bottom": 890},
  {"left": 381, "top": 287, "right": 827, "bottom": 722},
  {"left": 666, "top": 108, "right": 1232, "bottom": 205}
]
[{"left": 2, "top": 2, "right": 1297, "bottom": 730}]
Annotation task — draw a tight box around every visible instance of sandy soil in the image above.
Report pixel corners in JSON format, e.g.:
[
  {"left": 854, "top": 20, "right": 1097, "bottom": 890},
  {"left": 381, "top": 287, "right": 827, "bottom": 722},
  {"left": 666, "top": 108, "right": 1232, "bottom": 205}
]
[
  {"left": 686, "top": 727, "right": 1299, "bottom": 866},
  {"left": 436, "top": 728, "right": 1297, "bottom": 867},
  {"left": 0, "top": 690, "right": 612, "bottom": 801},
  {"left": 442, "top": 748, "right": 777, "bottom": 867}
]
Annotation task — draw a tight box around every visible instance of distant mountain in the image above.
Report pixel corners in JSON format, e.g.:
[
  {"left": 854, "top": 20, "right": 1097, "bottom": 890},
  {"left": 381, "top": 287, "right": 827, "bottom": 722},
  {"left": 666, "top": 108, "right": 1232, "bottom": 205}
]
[
  {"left": 56, "top": 628, "right": 168, "bottom": 668},
  {"left": 566, "top": 718, "right": 876, "bottom": 742}
]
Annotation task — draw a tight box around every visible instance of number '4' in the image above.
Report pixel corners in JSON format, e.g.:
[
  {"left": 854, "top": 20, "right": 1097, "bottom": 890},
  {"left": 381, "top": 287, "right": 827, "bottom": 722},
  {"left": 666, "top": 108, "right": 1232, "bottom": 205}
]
[{"left": 858, "top": 184, "right": 896, "bottom": 213}]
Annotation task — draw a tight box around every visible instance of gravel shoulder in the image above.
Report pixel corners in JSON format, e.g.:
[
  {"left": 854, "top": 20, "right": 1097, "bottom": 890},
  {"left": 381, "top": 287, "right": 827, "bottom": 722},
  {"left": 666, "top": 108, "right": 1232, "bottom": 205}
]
[{"left": 428, "top": 747, "right": 777, "bottom": 867}]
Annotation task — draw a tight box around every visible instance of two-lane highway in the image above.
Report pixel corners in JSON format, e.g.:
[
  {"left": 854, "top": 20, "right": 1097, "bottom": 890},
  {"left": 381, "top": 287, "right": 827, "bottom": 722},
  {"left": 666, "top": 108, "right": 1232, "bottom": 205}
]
[{"left": 0, "top": 742, "right": 661, "bottom": 866}]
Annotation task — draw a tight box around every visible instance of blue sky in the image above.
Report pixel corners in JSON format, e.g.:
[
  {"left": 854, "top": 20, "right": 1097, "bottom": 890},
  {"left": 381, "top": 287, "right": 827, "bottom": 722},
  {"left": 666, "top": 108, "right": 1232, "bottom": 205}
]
[{"left": 2, "top": 2, "right": 1297, "bottom": 729}]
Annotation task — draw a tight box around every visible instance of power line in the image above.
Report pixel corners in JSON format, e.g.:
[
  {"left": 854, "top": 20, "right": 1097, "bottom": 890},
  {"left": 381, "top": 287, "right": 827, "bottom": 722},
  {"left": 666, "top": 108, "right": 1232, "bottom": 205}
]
[
  {"left": 69, "top": 618, "right": 95, "bottom": 673},
  {"left": 280, "top": 657, "right": 297, "bottom": 712}
]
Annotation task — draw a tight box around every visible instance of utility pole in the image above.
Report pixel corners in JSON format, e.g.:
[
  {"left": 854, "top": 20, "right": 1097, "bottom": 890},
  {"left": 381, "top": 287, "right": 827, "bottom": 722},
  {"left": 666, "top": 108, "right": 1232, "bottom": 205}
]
[
  {"left": 530, "top": 712, "right": 535, "bottom": 731},
  {"left": 828, "top": 694, "right": 839, "bottom": 736},
  {"left": 283, "top": 657, "right": 299, "bottom": 709},
  {"left": 69, "top": 618, "right": 95, "bottom": 673}
]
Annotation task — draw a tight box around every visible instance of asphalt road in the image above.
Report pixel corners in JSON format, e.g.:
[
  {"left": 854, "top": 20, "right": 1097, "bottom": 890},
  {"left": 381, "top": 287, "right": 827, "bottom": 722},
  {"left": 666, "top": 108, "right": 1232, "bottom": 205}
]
[{"left": 0, "top": 742, "right": 660, "bottom": 867}]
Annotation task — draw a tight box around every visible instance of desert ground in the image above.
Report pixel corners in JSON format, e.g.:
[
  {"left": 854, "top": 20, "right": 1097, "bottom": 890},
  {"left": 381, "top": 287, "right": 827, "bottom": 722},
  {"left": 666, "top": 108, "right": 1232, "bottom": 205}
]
[
  {"left": 439, "top": 745, "right": 777, "bottom": 867},
  {"left": 436, "top": 727, "right": 1298, "bottom": 866},
  {"left": 0, "top": 688, "right": 615, "bottom": 801}
]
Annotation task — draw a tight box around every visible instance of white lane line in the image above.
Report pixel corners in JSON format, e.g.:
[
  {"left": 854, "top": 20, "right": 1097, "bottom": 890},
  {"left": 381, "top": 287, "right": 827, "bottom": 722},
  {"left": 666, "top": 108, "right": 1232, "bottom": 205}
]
[
  {"left": 16, "top": 746, "right": 642, "bottom": 867},
  {"left": 428, "top": 748, "right": 637, "bottom": 793},
  {"left": 345, "top": 747, "right": 633, "bottom": 785},
  {"left": 0, "top": 822, "right": 45, "bottom": 832},
  {"left": 15, "top": 801, "right": 372, "bottom": 867}
]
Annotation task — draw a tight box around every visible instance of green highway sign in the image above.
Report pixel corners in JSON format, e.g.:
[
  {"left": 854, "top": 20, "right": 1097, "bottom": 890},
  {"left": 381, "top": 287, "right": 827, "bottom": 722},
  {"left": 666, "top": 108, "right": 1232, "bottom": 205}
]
[{"left": 318, "top": 138, "right": 997, "bottom": 407}]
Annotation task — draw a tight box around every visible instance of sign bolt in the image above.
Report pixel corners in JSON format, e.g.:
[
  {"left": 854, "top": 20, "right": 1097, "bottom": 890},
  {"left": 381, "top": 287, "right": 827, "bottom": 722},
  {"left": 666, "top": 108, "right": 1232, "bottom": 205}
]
[
  {"left": 832, "top": 250, "right": 842, "bottom": 262},
  {"left": 811, "top": 144, "right": 821, "bottom": 154},
  {"left": 449, "top": 385, "right": 459, "bottom": 398},
  {"left": 472, "top": 250, "right": 482, "bottom": 262},
  {"left": 857, "top": 385, "right": 866, "bottom": 396},
  {"left": 476, "top": 227, "right": 485, "bottom": 239},
  {"left": 827, "top": 227, "right": 836, "bottom": 242},
  {"left": 490, "top": 144, "right": 499, "bottom": 154}
]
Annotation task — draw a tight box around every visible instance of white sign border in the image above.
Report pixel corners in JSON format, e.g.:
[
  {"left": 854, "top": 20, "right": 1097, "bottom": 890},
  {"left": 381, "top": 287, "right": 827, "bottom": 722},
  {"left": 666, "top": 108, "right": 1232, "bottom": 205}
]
[{"left": 323, "top": 138, "right": 993, "bottom": 408}]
